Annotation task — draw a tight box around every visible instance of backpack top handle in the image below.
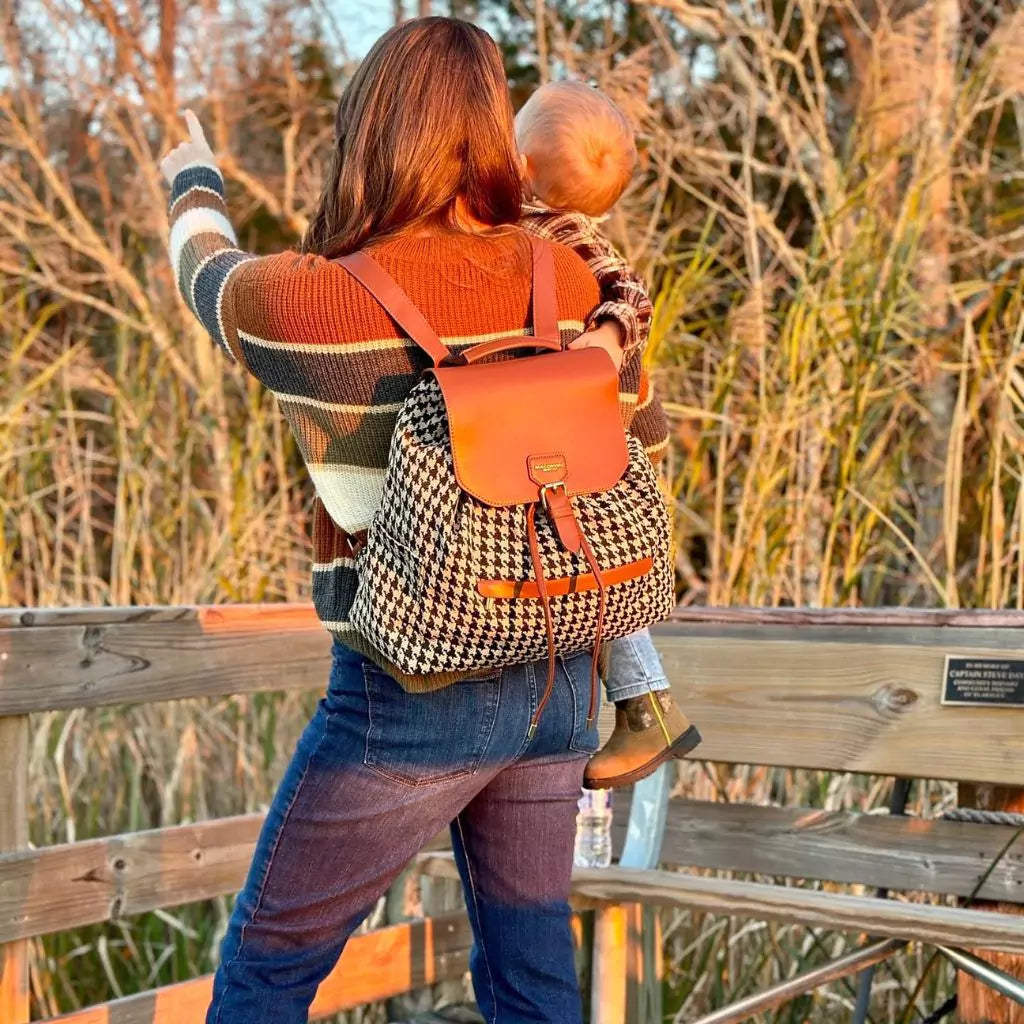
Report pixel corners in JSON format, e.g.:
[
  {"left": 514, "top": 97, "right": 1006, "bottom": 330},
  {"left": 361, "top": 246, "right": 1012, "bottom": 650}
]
[{"left": 336, "top": 235, "right": 561, "bottom": 367}]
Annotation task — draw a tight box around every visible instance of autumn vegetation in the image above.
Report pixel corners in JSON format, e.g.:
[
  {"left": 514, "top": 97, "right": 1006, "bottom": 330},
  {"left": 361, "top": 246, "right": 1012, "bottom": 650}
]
[{"left": 1, "top": 0, "right": 1022, "bottom": 1019}]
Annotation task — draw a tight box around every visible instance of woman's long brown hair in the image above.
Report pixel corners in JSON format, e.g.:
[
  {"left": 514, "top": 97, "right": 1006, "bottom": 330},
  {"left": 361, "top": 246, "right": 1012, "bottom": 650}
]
[{"left": 302, "top": 17, "right": 523, "bottom": 258}]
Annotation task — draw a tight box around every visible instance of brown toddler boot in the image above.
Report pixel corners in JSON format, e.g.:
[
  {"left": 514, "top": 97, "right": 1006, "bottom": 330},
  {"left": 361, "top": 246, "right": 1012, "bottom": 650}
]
[{"left": 583, "top": 691, "right": 701, "bottom": 790}]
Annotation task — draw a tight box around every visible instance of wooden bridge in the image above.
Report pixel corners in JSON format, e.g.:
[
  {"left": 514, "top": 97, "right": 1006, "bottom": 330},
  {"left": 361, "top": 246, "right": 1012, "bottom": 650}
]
[{"left": 1, "top": 605, "right": 1023, "bottom": 1022}]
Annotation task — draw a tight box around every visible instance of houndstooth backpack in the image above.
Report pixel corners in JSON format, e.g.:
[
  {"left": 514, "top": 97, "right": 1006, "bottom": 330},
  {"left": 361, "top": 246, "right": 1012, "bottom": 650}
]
[{"left": 339, "top": 237, "right": 674, "bottom": 731}]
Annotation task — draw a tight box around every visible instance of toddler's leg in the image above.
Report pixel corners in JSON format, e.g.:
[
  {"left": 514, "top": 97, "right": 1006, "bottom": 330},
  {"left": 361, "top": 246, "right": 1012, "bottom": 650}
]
[
  {"left": 602, "top": 627, "right": 670, "bottom": 703},
  {"left": 586, "top": 628, "right": 701, "bottom": 789}
]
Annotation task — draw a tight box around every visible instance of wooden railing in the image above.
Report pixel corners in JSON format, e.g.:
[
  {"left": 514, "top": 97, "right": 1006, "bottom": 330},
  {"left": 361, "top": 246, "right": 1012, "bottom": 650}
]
[
  {"left": 3, "top": 605, "right": 1024, "bottom": 1023},
  {"left": 0, "top": 605, "right": 474, "bottom": 1023}
]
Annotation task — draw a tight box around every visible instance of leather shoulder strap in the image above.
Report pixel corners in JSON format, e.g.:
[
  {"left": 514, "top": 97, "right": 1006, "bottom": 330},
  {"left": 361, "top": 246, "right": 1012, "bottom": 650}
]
[
  {"left": 337, "top": 251, "right": 452, "bottom": 366},
  {"left": 528, "top": 236, "right": 559, "bottom": 341}
]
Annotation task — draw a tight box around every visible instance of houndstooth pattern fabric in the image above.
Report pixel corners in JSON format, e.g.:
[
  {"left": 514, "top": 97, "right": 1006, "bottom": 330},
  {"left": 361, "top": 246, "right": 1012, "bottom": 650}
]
[{"left": 349, "top": 376, "right": 675, "bottom": 676}]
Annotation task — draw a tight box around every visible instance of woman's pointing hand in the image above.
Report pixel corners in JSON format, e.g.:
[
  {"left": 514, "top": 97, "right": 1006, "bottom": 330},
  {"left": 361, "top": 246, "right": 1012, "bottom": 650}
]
[{"left": 160, "top": 110, "right": 216, "bottom": 186}]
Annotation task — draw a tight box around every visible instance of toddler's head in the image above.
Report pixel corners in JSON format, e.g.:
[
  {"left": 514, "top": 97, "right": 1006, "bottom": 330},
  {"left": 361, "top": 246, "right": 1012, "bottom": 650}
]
[{"left": 515, "top": 81, "right": 637, "bottom": 218}]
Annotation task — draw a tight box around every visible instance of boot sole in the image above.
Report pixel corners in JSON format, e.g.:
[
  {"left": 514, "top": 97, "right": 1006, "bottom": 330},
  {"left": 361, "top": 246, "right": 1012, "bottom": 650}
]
[{"left": 584, "top": 725, "right": 703, "bottom": 790}]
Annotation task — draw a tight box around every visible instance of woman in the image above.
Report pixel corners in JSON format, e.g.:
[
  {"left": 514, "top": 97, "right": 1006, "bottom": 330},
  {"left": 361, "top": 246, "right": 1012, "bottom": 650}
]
[{"left": 161, "top": 17, "right": 631, "bottom": 1024}]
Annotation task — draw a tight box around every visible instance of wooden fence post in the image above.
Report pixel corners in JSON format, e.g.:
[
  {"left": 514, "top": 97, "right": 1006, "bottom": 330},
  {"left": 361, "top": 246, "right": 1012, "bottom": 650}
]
[
  {"left": 0, "top": 715, "right": 30, "bottom": 1024},
  {"left": 593, "top": 902, "right": 650, "bottom": 1024},
  {"left": 384, "top": 866, "right": 467, "bottom": 1018},
  {"left": 592, "top": 901, "right": 657, "bottom": 1024},
  {"left": 626, "top": 904, "right": 662, "bottom": 1024},
  {"left": 957, "top": 783, "right": 1024, "bottom": 1024}
]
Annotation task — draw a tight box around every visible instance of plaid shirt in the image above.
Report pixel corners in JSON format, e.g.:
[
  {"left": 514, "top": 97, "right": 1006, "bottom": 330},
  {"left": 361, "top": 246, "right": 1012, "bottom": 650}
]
[{"left": 520, "top": 204, "right": 669, "bottom": 467}]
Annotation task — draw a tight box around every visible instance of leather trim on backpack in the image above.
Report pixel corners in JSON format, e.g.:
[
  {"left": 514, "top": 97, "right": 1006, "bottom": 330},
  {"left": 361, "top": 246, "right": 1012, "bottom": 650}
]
[
  {"left": 429, "top": 347, "right": 629, "bottom": 507},
  {"left": 476, "top": 557, "right": 654, "bottom": 599}
]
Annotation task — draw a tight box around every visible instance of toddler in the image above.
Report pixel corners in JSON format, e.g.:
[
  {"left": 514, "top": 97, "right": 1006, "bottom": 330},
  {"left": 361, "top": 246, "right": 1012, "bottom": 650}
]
[{"left": 516, "top": 81, "right": 702, "bottom": 789}]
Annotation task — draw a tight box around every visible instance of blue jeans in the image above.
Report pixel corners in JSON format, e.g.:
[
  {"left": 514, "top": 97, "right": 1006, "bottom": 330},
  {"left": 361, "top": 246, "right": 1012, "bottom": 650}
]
[
  {"left": 604, "top": 627, "right": 670, "bottom": 703},
  {"left": 207, "top": 641, "right": 598, "bottom": 1023}
]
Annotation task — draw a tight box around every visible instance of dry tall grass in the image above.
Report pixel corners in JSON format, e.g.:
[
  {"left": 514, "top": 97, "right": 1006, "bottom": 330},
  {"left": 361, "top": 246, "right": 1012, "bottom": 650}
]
[{"left": 2, "top": 0, "right": 1022, "bottom": 1020}]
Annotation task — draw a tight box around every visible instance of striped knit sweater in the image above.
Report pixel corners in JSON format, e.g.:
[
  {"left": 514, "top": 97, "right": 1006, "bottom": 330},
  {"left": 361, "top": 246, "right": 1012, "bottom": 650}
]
[{"left": 169, "top": 159, "right": 669, "bottom": 682}]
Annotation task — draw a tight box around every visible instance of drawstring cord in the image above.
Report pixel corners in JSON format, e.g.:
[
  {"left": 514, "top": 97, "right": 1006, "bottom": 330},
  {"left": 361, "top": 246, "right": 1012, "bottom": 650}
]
[
  {"left": 526, "top": 497, "right": 607, "bottom": 737},
  {"left": 576, "top": 530, "right": 607, "bottom": 727},
  {"left": 526, "top": 503, "right": 557, "bottom": 738}
]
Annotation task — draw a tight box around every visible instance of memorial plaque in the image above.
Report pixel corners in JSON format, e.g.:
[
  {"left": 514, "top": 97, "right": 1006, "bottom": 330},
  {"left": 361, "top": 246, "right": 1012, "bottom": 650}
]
[{"left": 942, "top": 656, "right": 1024, "bottom": 708}]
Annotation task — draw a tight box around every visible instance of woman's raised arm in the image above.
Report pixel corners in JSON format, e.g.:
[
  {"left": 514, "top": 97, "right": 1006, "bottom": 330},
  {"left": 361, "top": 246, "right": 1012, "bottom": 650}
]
[
  {"left": 161, "top": 111, "right": 319, "bottom": 369},
  {"left": 161, "top": 112, "right": 251, "bottom": 362}
]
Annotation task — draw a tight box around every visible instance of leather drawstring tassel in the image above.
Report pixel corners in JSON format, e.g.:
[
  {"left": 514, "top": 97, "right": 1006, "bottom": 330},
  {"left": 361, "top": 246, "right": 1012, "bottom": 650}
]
[
  {"left": 527, "top": 499, "right": 608, "bottom": 737},
  {"left": 526, "top": 503, "right": 557, "bottom": 738},
  {"left": 577, "top": 530, "right": 608, "bottom": 727}
]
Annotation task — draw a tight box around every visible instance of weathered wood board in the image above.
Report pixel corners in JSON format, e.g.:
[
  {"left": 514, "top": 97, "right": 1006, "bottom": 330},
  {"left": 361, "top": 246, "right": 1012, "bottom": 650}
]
[
  {"left": 0, "top": 817, "right": 452, "bottom": 944},
  {"left": 653, "top": 622, "right": 1024, "bottom": 784},
  {"left": 611, "top": 799, "right": 1024, "bottom": 903},
  {"left": 0, "top": 716, "right": 29, "bottom": 1024},
  {"left": 39, "top": 911, "right": 473, "bottom": 1024},
  {"left": 3, "top": 606, "right": 1023, "bottom": 783},
  {"left": 0, "top": 605, "right": 330, "bottom": 714},
  {"left": 569, "top": 866, "right": 1024, "bottom": 953}
]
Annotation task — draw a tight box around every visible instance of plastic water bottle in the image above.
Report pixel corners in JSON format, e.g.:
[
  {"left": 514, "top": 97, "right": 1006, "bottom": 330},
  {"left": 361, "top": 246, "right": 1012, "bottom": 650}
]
[{"left": 573, "top": 788, "right": 613, "bottom": 868}]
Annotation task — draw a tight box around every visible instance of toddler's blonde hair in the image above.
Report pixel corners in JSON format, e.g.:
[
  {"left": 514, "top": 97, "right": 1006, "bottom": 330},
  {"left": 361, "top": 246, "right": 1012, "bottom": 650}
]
[{"left": 515, "top": 81, "right": 637, "bottom": 217}]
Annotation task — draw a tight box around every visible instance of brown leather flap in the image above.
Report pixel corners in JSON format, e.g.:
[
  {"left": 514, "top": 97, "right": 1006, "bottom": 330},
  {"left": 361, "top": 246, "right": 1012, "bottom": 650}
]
[{"left": 429, "top": 347, "right": 629, "bottom": 507}]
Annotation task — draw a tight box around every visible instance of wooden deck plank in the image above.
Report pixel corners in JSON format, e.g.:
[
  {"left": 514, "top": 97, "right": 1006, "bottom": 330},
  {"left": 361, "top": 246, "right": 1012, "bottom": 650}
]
[
  {"left": 567, "top": 867, "right": 1024, "bottom": 954},
  {"left": 419, "top": 855, "right": 1024, "bottom": 952},
  {"left": 1, "top": 606, "right": 1021, "bottom": 781},
  {"left": 654, "top": 629, "right": 1024, "bottom": 785},
  {"left": 6, "top": 604, "right": 1024, "bottom": 630},
  {"left": 659, "top": 621, "right": 1024, "bottom": 650},
  {"left": 18, "top": 797, "right": 1014, "bottom": 948},
  {"left": 665, "top": 608, "right": 1024, "bottom": 629},
  {"left": 0, "top": 604, "right": 320, "bottom": 629},
  {"left": 614, "top": 799, "right": 1024, "bottom": 904},
  {"left": 0, "top": 818, "right": 453, "bottom": 944},
  {"left": 0, "top": 608, "right": 331, "bottom": 715},
  {"left": 39, "top": 912, "right": 473, "bottom": 1023},
  {"left": 0, "top": 815, "right": 262, "bottom": 944}
]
